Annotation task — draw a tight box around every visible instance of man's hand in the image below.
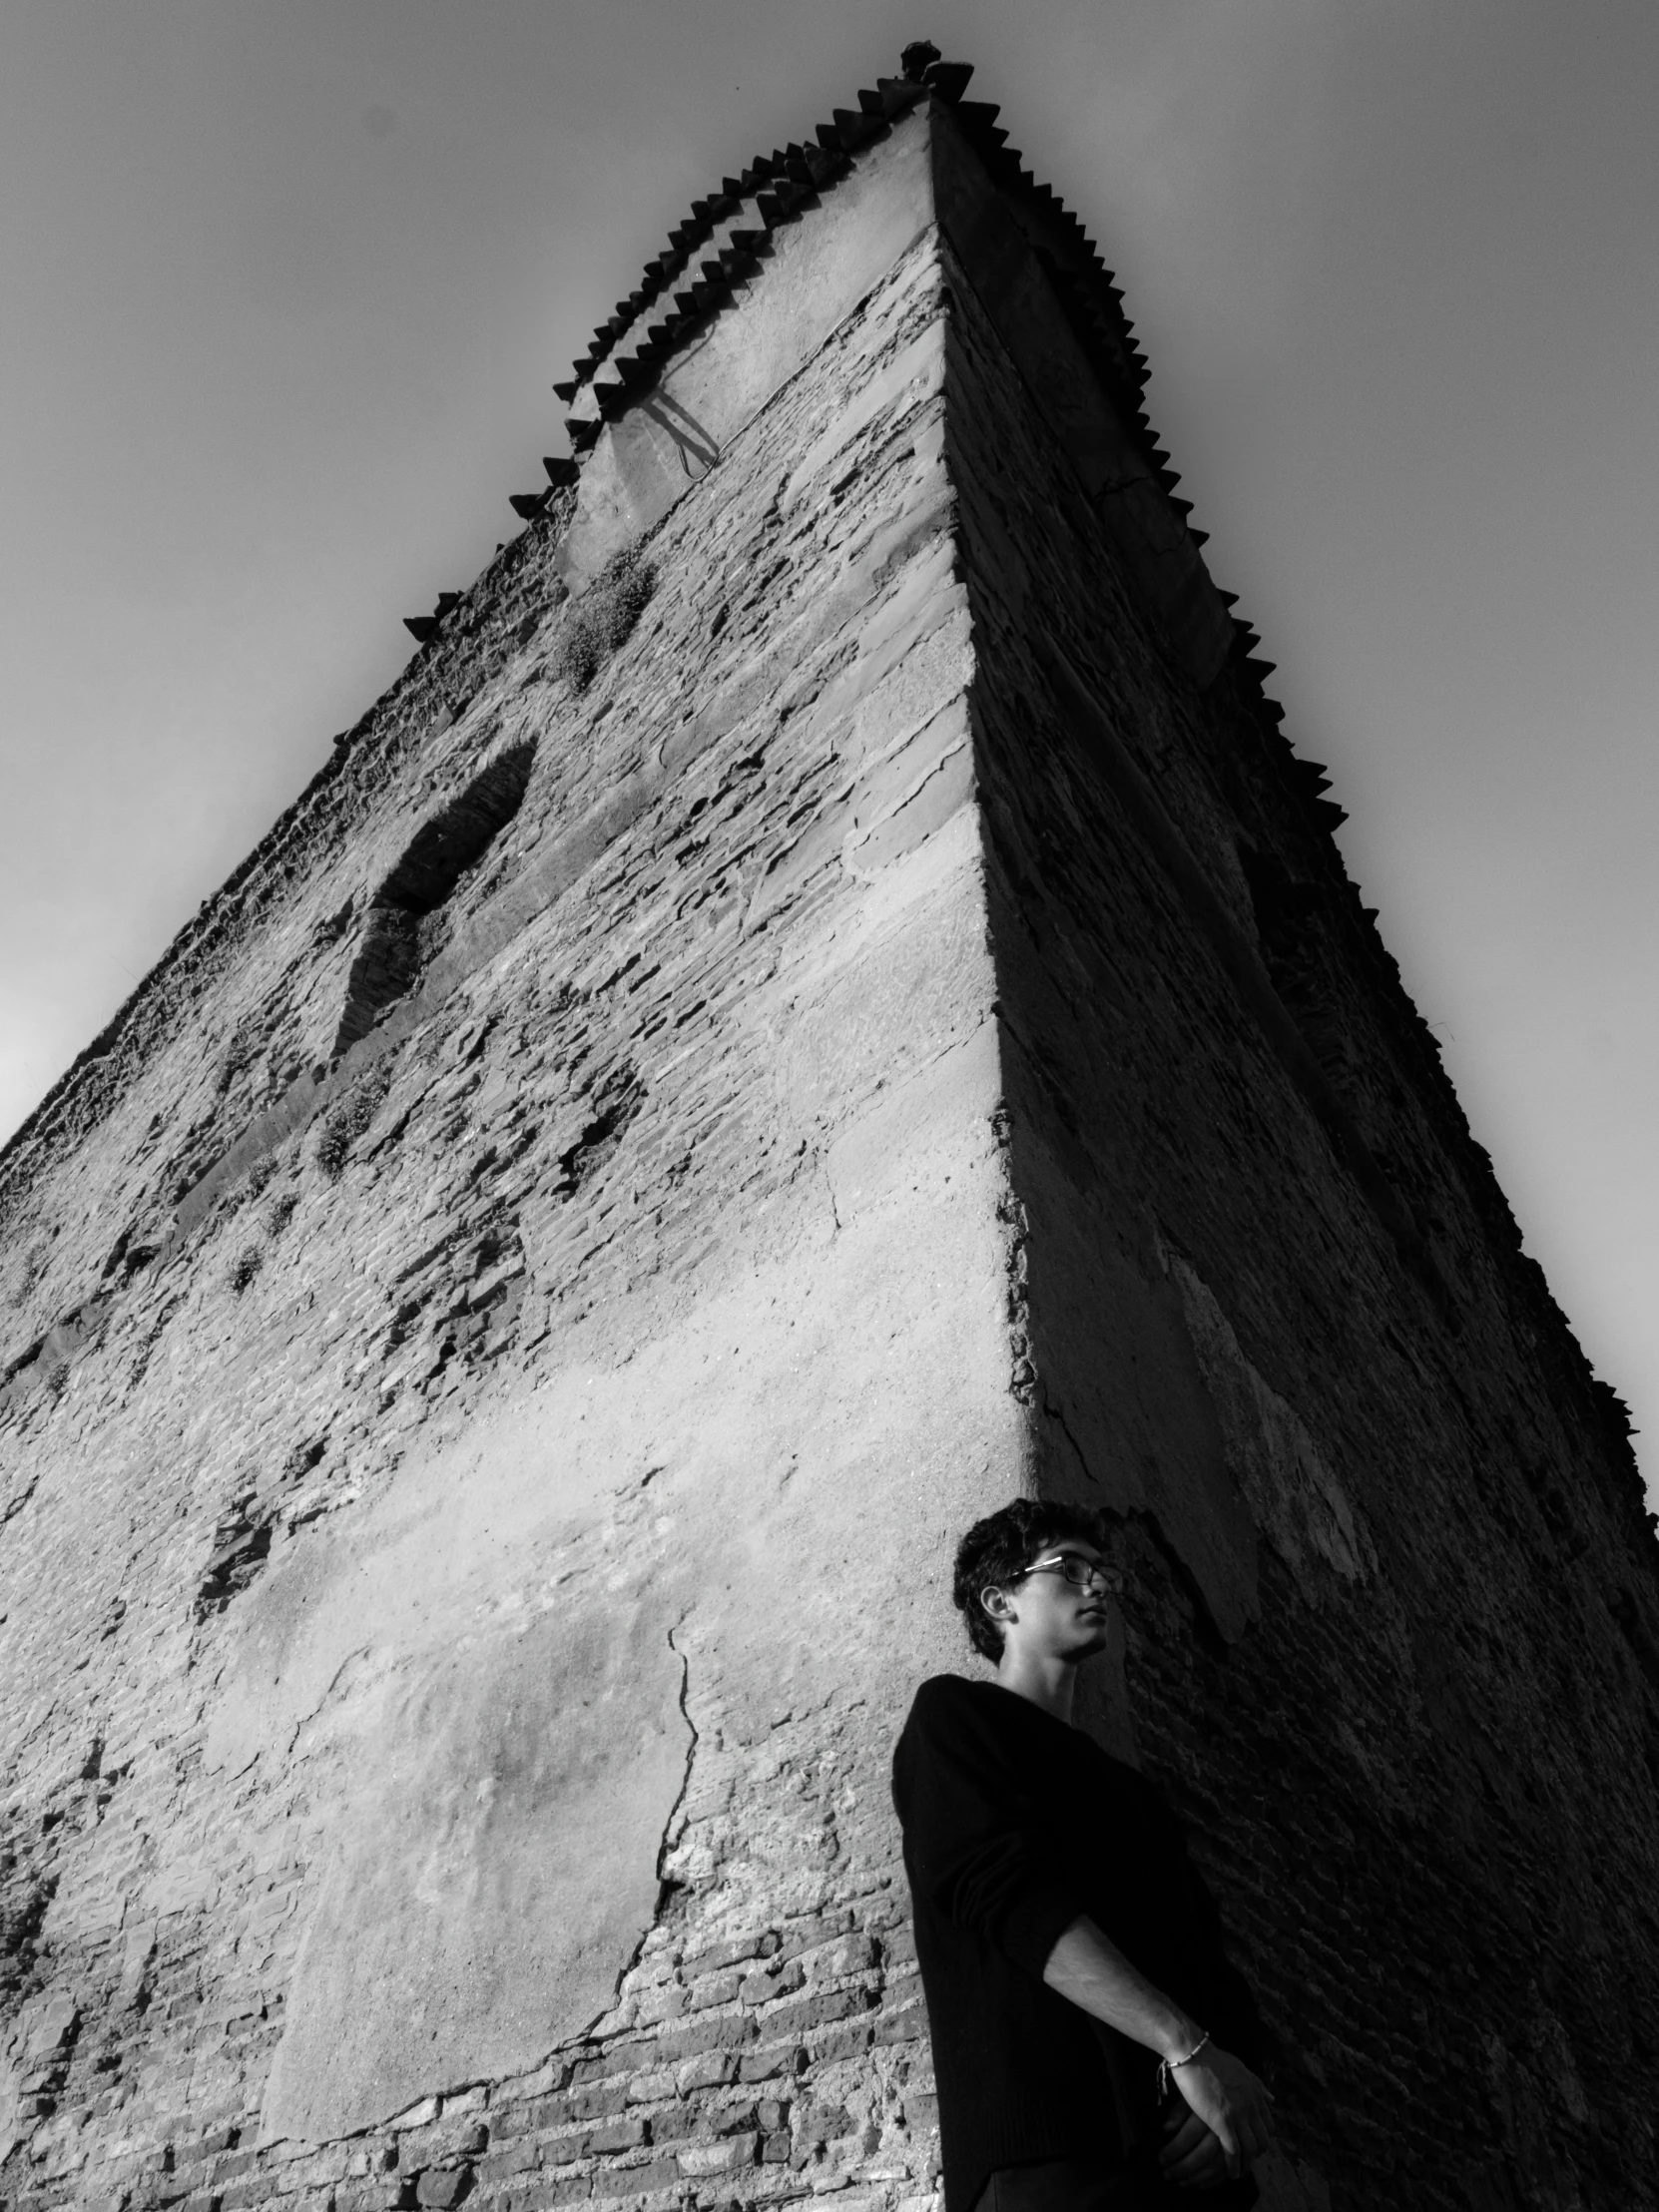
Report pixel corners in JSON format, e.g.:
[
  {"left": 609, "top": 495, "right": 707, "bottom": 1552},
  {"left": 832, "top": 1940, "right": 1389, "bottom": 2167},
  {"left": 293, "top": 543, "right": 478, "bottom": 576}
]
[
  {"left": 1039, "top": 1921, "right": 1275, "bottom": 2186},
  {"left": 1157, "top": 2109, "right": 1231, "bottom": 2191},
  {"left": 1159, "top": 2044, "right": 1276, "bottom": 2185}
]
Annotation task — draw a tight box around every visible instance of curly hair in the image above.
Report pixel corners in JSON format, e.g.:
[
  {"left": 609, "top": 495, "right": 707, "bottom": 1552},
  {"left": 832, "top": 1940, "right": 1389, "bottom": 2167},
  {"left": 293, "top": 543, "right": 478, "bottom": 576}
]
[{"left": 952, "top": 1498, "right": 1108, "bottom": 1662}]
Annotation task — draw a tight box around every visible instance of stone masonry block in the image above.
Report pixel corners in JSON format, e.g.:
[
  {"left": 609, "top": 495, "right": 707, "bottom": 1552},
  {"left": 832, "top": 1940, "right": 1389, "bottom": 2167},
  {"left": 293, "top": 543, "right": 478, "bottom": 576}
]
[
  {"left": 509, "top": 2178, "right": 594, "bottom": 2212},
  {"left": 680, "top": 1933, "right": 775, "bottom": 1976},
  {"left": 579, "top": 2120, "right": 647, "bottom": 2157},
  {"left": 777, "top": 1915, "right": 855, "bottom": 1963},
  {"left": 675, "top": 2050, "right": 739, "bottom": 2095},
  {"left": 478, "top": 2145, "right": 543, "bottom": 2188},
  {"left": 738, "top": 2045, "right": 809, "bottom": 2085},
  {"left": 675, "top": 2135, "right": 759, "bottom": 2177},
  {"left": 623, "top": 2070, "right": 679, "bottom": 2107},
  {"left": 740, "top": 1960, "right": 805, "bottom": 2007},
  {"left": 650, "top": 2015, "right": 756, "bottom": 2065},
  {"left": 871, "top": 2009, "right": 927, "bottom": 2048},
  {"left": 686, "top": 1972, "right": 742, "bottom": 2012},
  {"left": 571, "top": 2044, "right": 658, "bottom": 2088},
  {"left": 805, "top": 2025, "right": 875, "bottom": 2065},
  {"left": 760, "top": 1991, "right": 868, "bottom": 2042},
  {"left": 584, "top": 2160, "right": 684, "bottom": 2201},
  {"left": 639, "top": 2106, "right": 696, "bottom": 2145},
  {"left": 414, "top": 2169, "right": 475, "bottom": 2207}
]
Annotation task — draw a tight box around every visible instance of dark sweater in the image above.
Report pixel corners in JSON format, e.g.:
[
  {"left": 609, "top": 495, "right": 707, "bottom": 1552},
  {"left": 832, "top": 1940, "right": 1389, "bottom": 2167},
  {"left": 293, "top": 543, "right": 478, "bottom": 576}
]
[{"left": 891, "top": 1675, "right": 1265, "bottom": 2212}]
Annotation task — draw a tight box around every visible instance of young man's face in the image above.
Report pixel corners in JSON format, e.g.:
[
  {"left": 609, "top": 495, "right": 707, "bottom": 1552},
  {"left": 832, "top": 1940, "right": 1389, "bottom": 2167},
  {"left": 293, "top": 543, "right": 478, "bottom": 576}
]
[{"left": 987, "top": 1537, "right": 1116, "bottom": 1666}]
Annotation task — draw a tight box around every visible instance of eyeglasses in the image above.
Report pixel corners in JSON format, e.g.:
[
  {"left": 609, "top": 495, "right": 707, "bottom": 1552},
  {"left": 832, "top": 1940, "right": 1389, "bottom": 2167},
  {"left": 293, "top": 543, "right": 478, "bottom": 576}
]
[{"left": 1019, "top": 1551, "right": 1118, "bottom": 1593}]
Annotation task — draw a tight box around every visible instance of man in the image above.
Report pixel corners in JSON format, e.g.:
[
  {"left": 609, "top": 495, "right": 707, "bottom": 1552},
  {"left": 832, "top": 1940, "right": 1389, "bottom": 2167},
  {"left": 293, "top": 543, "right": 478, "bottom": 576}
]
[{"left": 892, "top": 1499, "right": 1276, "bottom": 2212}]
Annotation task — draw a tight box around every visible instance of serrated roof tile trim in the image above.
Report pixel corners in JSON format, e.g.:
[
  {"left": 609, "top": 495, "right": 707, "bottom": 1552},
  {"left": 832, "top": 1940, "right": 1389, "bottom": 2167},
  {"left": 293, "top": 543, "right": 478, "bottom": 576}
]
[
  {"left": 553, "top": 70, "right": 932, "bottom": 411},
  {"left": 543, "top": 52, "right": 1203, "bottom": 608}
]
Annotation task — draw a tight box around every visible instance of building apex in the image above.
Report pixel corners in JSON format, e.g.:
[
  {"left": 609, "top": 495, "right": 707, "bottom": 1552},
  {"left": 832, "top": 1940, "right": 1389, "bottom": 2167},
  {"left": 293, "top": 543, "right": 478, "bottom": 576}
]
[
  {"left": 549, "top": 47, "right": 986, "bottom": 445},
  {"left": 531, "top": 49, "right": 1194, "bottom": 650}
]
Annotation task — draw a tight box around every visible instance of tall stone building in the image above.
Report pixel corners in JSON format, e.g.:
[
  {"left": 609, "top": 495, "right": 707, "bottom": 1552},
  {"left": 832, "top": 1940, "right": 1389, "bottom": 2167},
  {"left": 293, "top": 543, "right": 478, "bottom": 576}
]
[{"left": 2, "top": 45, "right": 1656, "bottom": 2212}]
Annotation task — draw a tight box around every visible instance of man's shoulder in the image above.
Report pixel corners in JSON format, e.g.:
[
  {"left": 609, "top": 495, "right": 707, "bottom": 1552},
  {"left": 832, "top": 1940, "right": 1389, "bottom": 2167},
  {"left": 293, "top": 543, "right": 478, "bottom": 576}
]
[
  {"left": 899, "top": 1672, "right": 1040, "bottom": 1752},
  {"left": 896, "top": 1671, "right": 988, "bottom": 1745},
  {"left": 902, "top": 1682, "right": 1173, "bottom": 1805},
  {"left": 911, "top": 1670, "right": 993, "bottom": 1705},
  {"left": 905, "top": 1671, "right": 998, "bottom": 1720},
  {"left": 891, "top": 1676, "right": 1012, "bottom": 1818}
]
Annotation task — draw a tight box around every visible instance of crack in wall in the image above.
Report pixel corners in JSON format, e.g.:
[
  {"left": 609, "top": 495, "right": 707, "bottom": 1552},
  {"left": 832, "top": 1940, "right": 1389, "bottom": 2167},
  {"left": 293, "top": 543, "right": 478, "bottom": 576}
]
[
  {"left": 1038, "top": 1387, "right": 1094, "bottom": 1492},
  {"left": 588, "top": 1620, "right": 701, "bottom": 2042},
  {"left": 656, "top": 1625, "right": 701, "bottom": 1921}
]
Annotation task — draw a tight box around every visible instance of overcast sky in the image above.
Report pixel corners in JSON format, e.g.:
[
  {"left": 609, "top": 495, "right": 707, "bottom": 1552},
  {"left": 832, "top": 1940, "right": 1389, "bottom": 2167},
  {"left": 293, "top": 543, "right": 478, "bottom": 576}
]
[{"left": 2, "top": 0, "right": 1655, "bottom": 1500}]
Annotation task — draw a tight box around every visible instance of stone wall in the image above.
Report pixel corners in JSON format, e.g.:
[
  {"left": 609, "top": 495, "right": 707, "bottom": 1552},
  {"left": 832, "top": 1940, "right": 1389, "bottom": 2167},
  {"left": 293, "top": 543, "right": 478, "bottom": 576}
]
[{"left": 2, "top": 70, "right": 1656, "bottom": 2212}]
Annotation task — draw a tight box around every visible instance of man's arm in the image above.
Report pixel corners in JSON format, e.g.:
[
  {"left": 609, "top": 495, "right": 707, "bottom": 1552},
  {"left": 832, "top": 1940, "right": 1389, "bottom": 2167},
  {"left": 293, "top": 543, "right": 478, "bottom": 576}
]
[
  {"left": 1043, "top": 1916, "right": 1276, "bottom": 2187},
  {"left": 894, "top": 1684, "right": 1087, "bottom": 1973}
]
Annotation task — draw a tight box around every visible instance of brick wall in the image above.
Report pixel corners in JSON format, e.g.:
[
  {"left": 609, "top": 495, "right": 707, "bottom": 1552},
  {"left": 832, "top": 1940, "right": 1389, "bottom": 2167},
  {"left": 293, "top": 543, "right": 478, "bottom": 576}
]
[
  {"left": 0, "top": 174, "right": 1003, "bottom": 2212},
  {"left": 938, "top": 112, "right": 1659, "bottom": 2210}
]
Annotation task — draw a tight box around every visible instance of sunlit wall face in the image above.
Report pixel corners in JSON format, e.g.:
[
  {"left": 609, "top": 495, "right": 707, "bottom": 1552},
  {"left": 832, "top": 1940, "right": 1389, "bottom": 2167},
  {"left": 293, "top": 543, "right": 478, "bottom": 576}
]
[{"left": 2, "top": 0, "right": 1655, "bottom": 1499}]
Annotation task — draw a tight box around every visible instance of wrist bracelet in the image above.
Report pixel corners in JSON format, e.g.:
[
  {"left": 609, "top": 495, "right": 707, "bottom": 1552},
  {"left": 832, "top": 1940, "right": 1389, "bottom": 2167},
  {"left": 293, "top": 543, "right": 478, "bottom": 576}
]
[{"left": 1157, "top": 2031, "right": 1211, "bottom": 2098}]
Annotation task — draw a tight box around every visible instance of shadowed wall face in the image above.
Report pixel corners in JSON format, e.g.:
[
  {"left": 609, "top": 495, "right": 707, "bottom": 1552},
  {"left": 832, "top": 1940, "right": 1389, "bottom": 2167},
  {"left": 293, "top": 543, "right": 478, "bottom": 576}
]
[
  {"left": 1, "top": 76, "right": 1657, "bottom": 2212},
  {"left": 929, "top": 105, "right": 1659, "bottom": 2207}
]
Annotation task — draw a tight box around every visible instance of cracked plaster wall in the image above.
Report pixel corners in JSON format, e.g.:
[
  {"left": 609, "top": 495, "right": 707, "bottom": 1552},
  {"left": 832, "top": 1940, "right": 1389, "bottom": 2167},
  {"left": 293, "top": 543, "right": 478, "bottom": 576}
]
[{"left": 0, "top": 132, "right": 1022, "bottom": 2212}]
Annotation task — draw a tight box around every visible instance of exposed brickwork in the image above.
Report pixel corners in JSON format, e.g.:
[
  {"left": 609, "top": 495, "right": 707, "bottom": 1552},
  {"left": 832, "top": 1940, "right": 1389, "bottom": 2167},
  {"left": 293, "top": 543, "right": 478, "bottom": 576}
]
[{"left": 0, "top": 193, "right": 972, "bottom": 2212}]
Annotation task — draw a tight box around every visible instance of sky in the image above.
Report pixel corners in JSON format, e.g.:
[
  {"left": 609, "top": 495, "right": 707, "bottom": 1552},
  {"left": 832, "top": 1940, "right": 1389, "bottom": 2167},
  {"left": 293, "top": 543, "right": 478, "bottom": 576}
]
[{"left": 1, "top": 0, "right": 1655, "bottom": 1499}]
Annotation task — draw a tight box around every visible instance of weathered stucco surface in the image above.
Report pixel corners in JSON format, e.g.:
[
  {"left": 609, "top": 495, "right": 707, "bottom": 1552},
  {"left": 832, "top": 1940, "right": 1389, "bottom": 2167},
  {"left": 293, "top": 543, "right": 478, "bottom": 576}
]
[{"left": 1, "top": 62, "right": 1656, "bottom": 2212}]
